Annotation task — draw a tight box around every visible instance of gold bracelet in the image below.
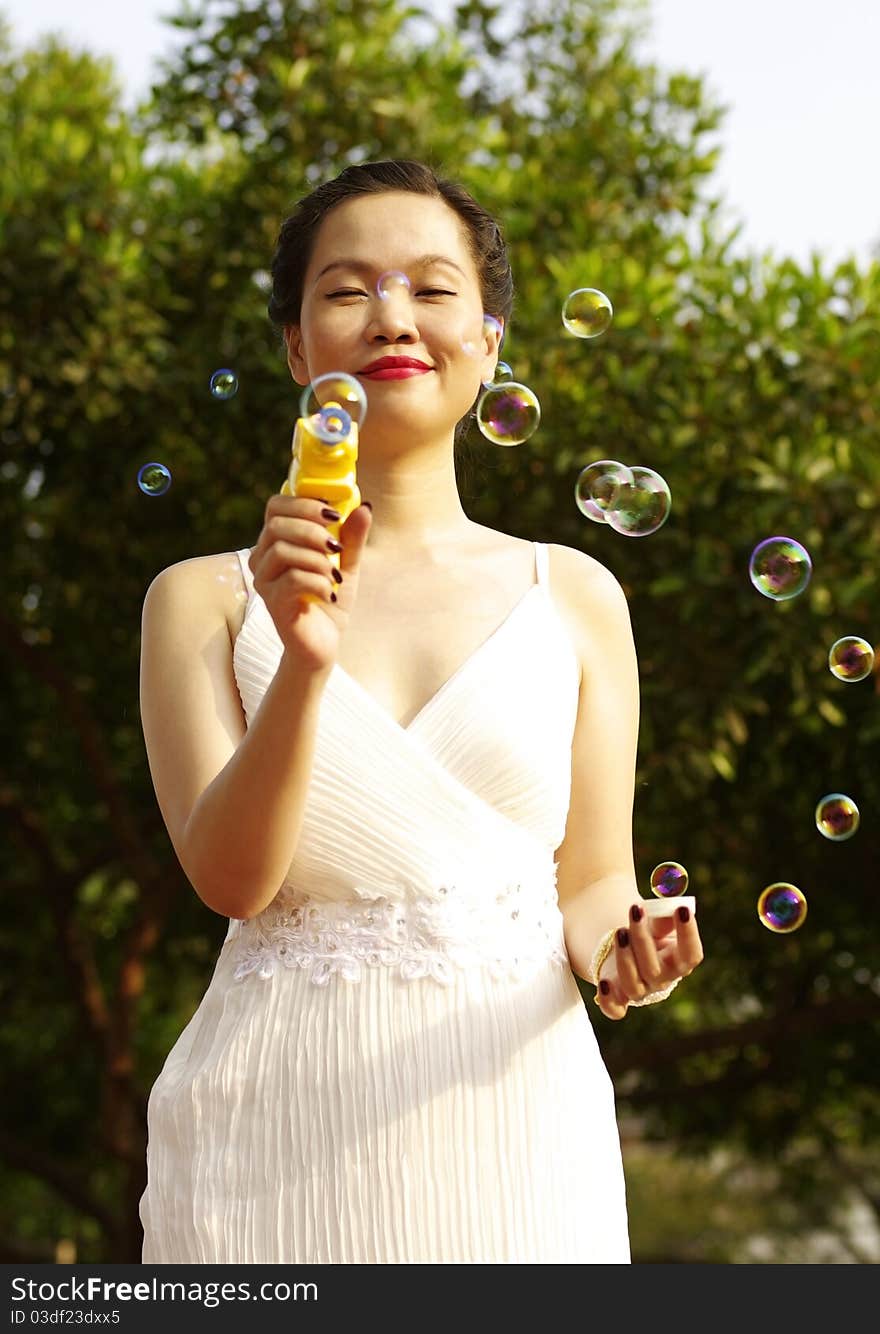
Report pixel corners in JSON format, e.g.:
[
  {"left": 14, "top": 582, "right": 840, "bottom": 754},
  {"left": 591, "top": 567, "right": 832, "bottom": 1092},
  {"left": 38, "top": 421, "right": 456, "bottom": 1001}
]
[
  {"left": 587, "top": 928, "right": 617, "bottom": 986},
  {"left": 628, "top": 977, "right": 681, "bottom": 1006}
]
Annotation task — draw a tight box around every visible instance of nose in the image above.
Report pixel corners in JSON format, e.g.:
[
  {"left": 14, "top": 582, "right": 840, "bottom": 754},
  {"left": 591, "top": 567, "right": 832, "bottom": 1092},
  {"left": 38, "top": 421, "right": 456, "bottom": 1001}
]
[{"left": 366, "top": 291, "right": 418, "bottom": 344}]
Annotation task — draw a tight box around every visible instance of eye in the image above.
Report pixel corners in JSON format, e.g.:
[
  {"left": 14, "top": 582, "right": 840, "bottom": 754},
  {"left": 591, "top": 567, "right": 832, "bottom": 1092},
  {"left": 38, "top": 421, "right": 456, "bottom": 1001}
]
[
  {"left": 418, "top": 288, "right": 457, "bottom": 296},
  {"left": 326, "top": 289, "right": 368, "bottom": 298}
]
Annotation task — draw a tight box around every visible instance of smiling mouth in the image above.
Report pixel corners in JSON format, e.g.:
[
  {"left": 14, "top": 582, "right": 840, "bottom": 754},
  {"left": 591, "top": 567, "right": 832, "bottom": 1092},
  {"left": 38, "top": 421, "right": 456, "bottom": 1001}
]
[{"left": 359, "top": 366, "right": 434, "bottom": 379}]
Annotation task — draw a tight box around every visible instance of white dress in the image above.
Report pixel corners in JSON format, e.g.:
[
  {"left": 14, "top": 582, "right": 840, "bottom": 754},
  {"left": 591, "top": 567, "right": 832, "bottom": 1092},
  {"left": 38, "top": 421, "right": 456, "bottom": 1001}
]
[{"left": 138, "top": 541, "right": 631, "bottom": 1263}]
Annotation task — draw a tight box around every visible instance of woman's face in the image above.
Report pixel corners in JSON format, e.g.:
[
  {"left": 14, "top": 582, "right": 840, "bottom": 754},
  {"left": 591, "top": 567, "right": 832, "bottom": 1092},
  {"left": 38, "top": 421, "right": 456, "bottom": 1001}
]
[{"left": 285, "top": 191, "right": 503, "bottom": 443}]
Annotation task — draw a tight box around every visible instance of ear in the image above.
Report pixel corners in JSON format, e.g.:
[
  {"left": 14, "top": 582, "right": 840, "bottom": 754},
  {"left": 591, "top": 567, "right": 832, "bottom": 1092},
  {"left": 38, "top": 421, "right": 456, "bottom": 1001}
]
[
  {"left": 482, "top": 314, "right": 504, "bottom": 382},
  {"left": 284, "top": 325, "right": 310, "bottom": 386}
]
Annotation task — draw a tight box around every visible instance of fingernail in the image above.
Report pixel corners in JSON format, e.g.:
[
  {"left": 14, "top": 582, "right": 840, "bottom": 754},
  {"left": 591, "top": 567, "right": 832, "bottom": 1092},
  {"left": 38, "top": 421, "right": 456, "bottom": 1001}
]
[
  {"left": 617, "top": 928, "right": 629, "bottom": 948},
  {"left": 678, "top": 906, "right": 691, "bottom": 923},
  {"left": 326, "top": 538, "right": 343, "bottom": 553},
  {"left": 331, "top": 567, "right": 343, "bottom": 584},
  {"left": 361, "top": 500, "right": 372, "bottom": 511},
  {"left": 630, "top": 904, "right": 643, "bottom": 923},
  {"left": 330, "top": 592, "right": 337, "bottom": 603},
  {"left": 599, "top": 979, "right": 610, "bottom": 995},
  {"left": 321, "top": 507, "right": 341, "bottom": 521}
]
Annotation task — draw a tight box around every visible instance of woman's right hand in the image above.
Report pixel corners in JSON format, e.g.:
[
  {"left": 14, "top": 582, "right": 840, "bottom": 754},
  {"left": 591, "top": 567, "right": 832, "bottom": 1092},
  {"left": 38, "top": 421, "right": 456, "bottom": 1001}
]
[{"left": 248, "top": 495, "right": 373, "bottom": 673}]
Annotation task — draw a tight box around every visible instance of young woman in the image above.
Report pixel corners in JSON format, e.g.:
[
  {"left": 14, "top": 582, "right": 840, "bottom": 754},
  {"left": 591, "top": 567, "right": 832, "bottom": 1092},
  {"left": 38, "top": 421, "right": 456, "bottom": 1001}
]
[{"left": 137, "top": 159, "right": 704, "bottom": 1264}]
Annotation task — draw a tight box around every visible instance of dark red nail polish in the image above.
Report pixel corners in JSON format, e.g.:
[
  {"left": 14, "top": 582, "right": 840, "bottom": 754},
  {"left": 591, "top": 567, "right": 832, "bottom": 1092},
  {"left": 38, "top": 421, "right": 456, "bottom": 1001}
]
[
  {"left": 331, "top": 567, "right": 343, "bottom": 584},
  {"left": 330, "top": 592, "right": 337, "bottom": 603},
  {"left": 677, "top": 906, "right": 691, "bottom": 923},
  {"left": 599, "top": 979, "right": 610, "bottom": 995},
  {"left": 630, "top": 904, "right": 643, "bottom": 923},
  {"left": 361, "top": 500, "right": 372, "bottom": 511},
  {"left": 617, "top": 928, "right": 629, "bottom": 948}
]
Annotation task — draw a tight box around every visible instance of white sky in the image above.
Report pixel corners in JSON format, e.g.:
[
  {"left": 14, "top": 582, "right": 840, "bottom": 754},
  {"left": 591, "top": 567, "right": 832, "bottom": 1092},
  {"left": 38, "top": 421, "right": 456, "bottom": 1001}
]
[{"left": 1, "top": 0, "right": 878, "bottom": 268}]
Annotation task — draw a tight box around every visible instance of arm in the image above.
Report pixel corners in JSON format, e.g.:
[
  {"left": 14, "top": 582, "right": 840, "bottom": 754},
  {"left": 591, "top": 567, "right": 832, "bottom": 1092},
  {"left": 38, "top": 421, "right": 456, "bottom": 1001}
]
[
  {"left": 140, "top": 561, "right": 331, "bottom": 923},
  {"left": 552, "top": 549, "right": 703, "bottom": 1015},
  {"left": 552, "top": 551, "right": 644, "bottom": 980}
]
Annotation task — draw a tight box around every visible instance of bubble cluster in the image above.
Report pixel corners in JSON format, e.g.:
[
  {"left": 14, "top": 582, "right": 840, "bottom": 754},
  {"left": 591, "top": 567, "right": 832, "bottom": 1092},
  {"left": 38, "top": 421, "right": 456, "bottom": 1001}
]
[
  {"left": 562, "top": 288, "right": 613, "bottom": 338},
  {"left": 376, "top": 270, "right": 411, "bottom": 300},
  {"left": 748, "top": 536, "right": 812, "bottom": 601},
  {"left": 650, "top": 861, "right": 689, "bottom": 898},
  {"left": 757, "top": 883, "right": 808, "bottom": 933},
  {"left": 137, "top": 462, "right": 172, "bottom": 497},
  {"left": 300, "top": 372, "right": 368, "bottom": 430},
  {"left": 209, "top": 369, "right": 238, "bottom": 400},
  {"left": 575, "top": 459, "right": 670, "bottom": 536},
  {"left": 476, "top": 381, "right": 541, "bottom": 446},
  {"left": 815, "top": 793, "right": 860, "bottom": 841},
  {"left": 828, "top": 635, "right": 875, "bottom": 682}
]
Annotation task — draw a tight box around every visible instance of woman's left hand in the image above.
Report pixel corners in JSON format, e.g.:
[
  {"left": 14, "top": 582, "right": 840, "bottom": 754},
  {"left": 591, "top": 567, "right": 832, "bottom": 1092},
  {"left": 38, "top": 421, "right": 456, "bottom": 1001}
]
[{"left": 595, "top": 902, "right": 704, "bottom": 1020}]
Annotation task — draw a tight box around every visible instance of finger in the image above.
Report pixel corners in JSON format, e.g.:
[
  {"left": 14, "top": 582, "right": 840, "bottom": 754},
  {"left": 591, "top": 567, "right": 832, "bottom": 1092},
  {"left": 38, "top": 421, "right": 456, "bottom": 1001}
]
[
  {"left": 612, "top": 928, "right": 649, "bottom": 1000},
  {"left": 627, "top": 903, "right": 668, "bottom": 992},
  {"left": 674, "top": 903, "right": 704, "bottom": 971},
  {"left": 594, "top": 979, "right": 629, "bottom": 1021}
]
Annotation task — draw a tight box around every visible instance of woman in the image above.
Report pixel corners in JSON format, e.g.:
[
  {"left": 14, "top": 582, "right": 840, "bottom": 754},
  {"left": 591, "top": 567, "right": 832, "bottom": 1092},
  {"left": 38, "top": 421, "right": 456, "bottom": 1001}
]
[{"left": 137, "top": 158, "right": 704, "bottom": 1263}]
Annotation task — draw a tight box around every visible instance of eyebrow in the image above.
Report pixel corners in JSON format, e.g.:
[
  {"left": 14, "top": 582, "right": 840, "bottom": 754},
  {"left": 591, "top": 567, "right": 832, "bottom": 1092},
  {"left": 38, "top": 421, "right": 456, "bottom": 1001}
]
[{"left": 315, "top": 254, "right": 467, "bottom": 282}]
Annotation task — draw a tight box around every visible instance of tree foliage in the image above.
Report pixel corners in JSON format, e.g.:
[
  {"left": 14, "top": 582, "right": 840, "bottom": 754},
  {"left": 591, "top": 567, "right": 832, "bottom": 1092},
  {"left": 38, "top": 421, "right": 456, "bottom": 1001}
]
[{"left": 1, "top": 0, "right": 877, "bottom": 1262}]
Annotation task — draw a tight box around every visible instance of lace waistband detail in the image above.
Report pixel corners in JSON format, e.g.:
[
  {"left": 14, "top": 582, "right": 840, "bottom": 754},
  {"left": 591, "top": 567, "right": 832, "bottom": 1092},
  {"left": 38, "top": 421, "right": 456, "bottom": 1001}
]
[{"left": 229, "top": 873, "right": 568, "bottom": 986}]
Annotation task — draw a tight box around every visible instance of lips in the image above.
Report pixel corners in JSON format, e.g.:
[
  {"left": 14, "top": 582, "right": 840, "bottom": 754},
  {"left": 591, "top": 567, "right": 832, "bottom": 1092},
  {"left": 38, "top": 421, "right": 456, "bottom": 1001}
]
[{"left": 359, "top": 357, "right": 433, "bottom": 374}]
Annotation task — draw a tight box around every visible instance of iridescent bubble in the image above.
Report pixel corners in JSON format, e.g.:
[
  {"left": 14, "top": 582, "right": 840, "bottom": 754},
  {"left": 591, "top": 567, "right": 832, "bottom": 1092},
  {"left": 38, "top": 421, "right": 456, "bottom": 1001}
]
[
  {"left": 462, "top": 313, "right": 504, "bottom": 359},
  {"left": 562, "top": 288, "right": 613, "bottom": 338},
  {"left": 476, "top": 381, "right": 541, "bottom": 446},
  {"left": 209, "top": 368, "right": 238, "bottom": 400},
  {"left": 748, "top": 536, "right": 812, "bottom": 600},
  {"left": 757, "top": 882, "right": 808, "bottom": 933},
  {"left": 137, "top": 462, "right": 172, "bottom": 497},
  {"left": 575, "top": 459, "right": 634, "bottom": 524},
  {"left": 376, "top": 270, "right": 411, "bottom": 300},
  {"left": 649, "top": 861, "right": 689, "bottom": 898},
  {"left": 606, "top": 465, "right": 671, "bottom": 536},
  {"left": 300, "top": 372, "right": 368, "bottom": 429},
  {"left": 482, "top": 359, "right": 514, "bottom": 388},
  {"left": 314, "top": 404, "right": 352, "bottom": 443},
  {"left": 829, "top": 636, "right": 875, "bottom": 682},
  {"left": 815, "top": 793, "right": 860, "bottom": 841}
]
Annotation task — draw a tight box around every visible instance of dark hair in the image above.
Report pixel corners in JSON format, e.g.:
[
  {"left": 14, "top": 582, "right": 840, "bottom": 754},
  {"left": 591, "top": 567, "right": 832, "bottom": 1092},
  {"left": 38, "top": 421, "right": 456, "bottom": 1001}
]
[{"left": 267, "top": 159, "right": 515, "bottom": 471}]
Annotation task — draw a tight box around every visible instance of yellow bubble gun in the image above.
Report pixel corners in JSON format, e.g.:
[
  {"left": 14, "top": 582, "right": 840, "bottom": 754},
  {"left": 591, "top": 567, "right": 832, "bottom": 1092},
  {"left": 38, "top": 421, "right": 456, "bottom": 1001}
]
[{"left": 280, "top": 376, "right": 365, "bottom": 605}]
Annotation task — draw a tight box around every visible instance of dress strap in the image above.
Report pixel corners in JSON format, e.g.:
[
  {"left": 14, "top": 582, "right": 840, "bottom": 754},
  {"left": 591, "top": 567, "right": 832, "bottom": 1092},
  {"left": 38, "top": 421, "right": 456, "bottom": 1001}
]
[
  {"left": 533, "top": 541, "right": 550, "bottom": 589},
  {"left": 235, "top": 548, "right": 255, "bottom": 604}
]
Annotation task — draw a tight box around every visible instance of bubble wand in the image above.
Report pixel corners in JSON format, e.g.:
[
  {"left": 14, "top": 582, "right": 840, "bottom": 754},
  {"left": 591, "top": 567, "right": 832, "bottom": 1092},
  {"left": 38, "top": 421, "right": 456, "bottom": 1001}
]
[{"left": 280, "top": 373, "right": 366, "bottom": 606}]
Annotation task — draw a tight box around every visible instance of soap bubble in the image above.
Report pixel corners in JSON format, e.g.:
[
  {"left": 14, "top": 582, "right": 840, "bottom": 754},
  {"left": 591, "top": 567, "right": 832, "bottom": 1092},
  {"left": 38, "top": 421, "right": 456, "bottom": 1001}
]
[
  {"left": 314, "top": 404, "right": 352, "bottom": 443},
  {"left": 605, "top": 465, "right": 671, "bottom": 536},
  {"left": 300, "top": 372, "right": 368, "bottom": 430},
  {"left": 483, "top": 360, "right": 514, "bottom": 388},
  {"left": 650, "top": 861, "right": 689, "bottom": 898},
  {"left": 209, "top": 368, "right": 238, "bottom": 400},
  {"left": 377, "top": 270, "right": 411, "bottom": 300},
  {"left": 815, "top": 793, "right": 860, "bottom": 841},
  {"left": 476, "top": 381, "right": 541, "bottom": 445},
  {"left": 562, "top": 288, "right": 613, "bottom": 338},
  {"left": 575, "top": 459, "right": 634, "bottom": 523},
  {"left": 748, "top": 536, "right": 812, "bottom": 600},
  {"left": 757, "top": 883, "right": 808, "bottom": 933},
  {"left": 462, "top": 314, "right": 504, "bottom": 359},
  {"left": 829, "top": 636, "right": 874, "bottom": 682},
  {"left": 137, "top": 462, "right": 172, "bottom": 497}
]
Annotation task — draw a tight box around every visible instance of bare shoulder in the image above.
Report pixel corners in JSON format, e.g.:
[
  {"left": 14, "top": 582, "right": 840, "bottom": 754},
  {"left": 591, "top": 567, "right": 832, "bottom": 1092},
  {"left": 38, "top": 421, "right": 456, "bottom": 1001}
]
[
  {"left": 545, "top": 543, "right": 630, "bottom": 667},
  {"left": 149, "top": 551, "right": 247, "bottom": 645}
]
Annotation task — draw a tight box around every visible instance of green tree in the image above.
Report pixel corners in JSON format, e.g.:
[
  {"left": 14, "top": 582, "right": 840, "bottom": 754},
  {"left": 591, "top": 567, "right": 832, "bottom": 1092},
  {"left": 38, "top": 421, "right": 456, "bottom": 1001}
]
[{"left": 1, "top": 0, "right": 877, "bottom": 1262}]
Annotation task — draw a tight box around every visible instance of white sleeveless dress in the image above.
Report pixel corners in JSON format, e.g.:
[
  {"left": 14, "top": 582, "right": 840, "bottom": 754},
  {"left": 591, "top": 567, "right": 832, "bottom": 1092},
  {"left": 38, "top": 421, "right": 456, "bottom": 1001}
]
[{"left": 138, "top": 542, "right": 630, "bottom": 1263}]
